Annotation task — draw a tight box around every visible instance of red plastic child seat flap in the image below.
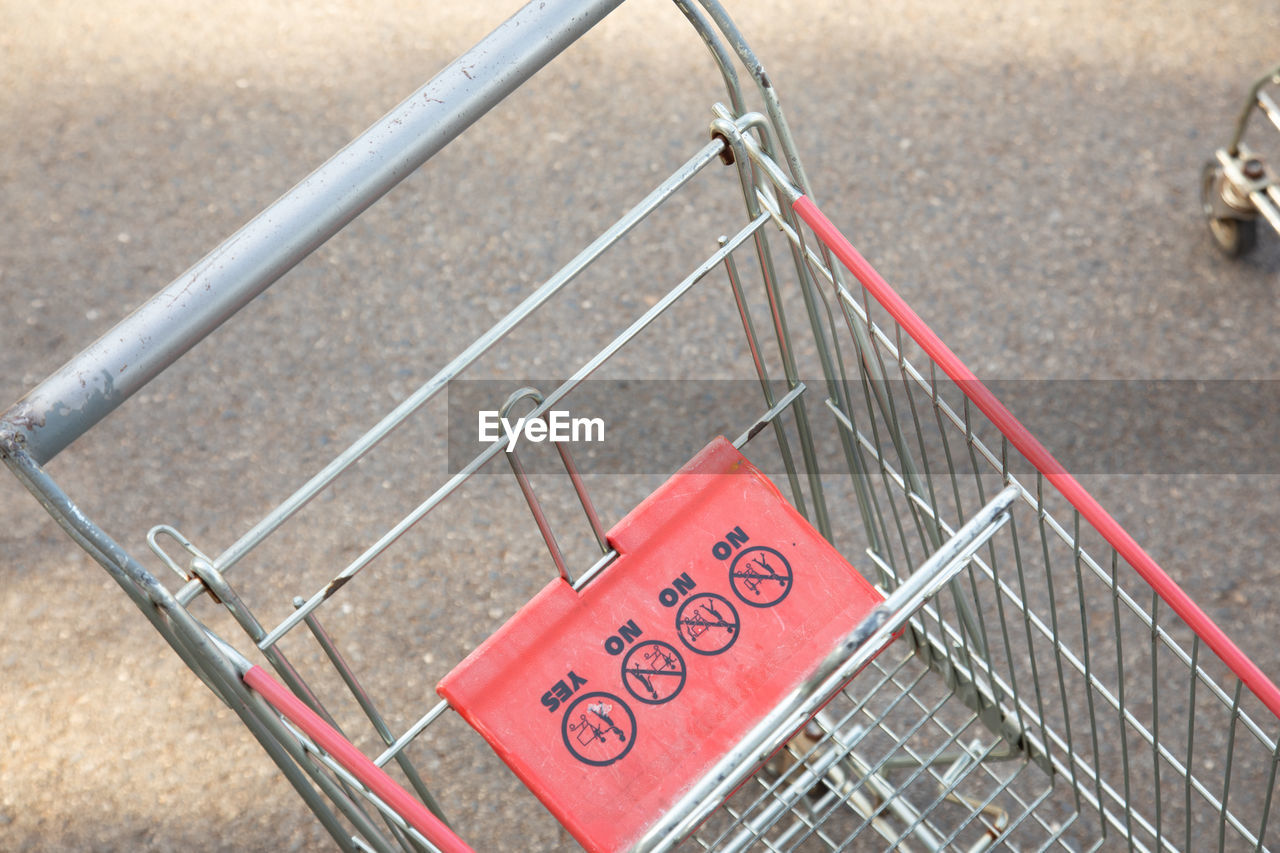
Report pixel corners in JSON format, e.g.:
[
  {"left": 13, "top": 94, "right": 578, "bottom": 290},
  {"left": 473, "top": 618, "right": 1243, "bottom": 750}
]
[{"left": 437, "top": 437, "right": 885, "bottom": 852}]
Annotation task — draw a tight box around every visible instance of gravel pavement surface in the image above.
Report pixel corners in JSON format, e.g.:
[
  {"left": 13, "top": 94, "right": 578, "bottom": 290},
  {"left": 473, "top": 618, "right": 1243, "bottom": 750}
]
[{"left": 3, "top": 1, "right": 1278, "bottom": 850}]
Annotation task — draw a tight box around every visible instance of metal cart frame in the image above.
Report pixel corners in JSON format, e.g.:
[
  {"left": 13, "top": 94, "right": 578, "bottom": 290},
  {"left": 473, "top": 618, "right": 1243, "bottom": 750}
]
[{"left": 5, "top": 1, "right": 1280, "bottom": 850}]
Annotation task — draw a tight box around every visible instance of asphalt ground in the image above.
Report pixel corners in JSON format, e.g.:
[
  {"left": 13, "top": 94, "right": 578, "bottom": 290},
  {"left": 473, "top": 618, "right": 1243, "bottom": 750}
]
[{"left": 2, "top": 0, "right": 1279, "bottom": 850}]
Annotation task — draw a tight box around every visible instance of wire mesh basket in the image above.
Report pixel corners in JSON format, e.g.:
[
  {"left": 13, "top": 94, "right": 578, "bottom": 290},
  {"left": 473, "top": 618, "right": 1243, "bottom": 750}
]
[{"left": 3, "top": 1, "right": 1279, "bottom": 851}]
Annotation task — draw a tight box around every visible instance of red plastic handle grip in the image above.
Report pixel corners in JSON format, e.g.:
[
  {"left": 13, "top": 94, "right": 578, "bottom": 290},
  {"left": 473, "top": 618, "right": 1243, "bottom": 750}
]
[{"left": 793, "top": 193, "right": 1280, "bottom": 721}]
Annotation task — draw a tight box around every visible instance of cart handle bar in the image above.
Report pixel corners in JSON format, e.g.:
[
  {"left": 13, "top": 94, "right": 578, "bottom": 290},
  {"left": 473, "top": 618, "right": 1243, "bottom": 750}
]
[
  {"left": 242, "top": 665, "right": 473, "bottom": 853},
  {"left": 0, "top": 0, "right": 625, "bottom": 467},
  {"left": 791, "top": 193, "right": 1280, "bottom": 722}
]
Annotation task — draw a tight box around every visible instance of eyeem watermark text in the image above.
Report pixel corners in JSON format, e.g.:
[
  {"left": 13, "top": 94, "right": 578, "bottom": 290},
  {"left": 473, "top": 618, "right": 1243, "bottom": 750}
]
[{"left": 478, "top": 410, "right": 605, "bottom": 452}]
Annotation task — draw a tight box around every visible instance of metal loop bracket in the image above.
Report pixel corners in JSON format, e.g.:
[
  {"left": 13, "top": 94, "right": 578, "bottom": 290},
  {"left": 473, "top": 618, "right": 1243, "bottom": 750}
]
[{"left": 498, "top": 386, "right": 608, "bottom": 586}]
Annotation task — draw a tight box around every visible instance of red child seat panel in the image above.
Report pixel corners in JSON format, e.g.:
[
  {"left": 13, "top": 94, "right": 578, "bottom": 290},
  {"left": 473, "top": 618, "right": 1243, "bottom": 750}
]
[{"left": 437, "top": 437, "right": 885, "bottom": 852}]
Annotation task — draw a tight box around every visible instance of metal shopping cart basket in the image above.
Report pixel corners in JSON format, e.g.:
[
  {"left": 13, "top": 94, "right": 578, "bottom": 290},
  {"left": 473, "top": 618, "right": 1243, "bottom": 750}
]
[{"left": 4, "top": 1, "right": 1280, "bottom": 850}]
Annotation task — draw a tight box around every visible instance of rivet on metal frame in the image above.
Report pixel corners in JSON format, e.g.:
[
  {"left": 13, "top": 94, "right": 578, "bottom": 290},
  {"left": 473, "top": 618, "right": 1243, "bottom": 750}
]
[{"left": 498, "top": 387, "right": 608, "bottom": 586}]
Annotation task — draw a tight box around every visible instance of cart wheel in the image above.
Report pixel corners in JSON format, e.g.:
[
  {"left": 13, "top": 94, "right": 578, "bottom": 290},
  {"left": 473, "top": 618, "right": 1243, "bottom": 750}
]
[{"left": 1201, "top": 160, "right": 1258, "bottom": 257}]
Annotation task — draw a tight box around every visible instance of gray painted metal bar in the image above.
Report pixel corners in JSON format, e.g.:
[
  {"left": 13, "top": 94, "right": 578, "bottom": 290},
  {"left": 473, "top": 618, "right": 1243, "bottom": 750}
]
[{"left": 0, "top": 0, "right": 625, "bottom": 466}]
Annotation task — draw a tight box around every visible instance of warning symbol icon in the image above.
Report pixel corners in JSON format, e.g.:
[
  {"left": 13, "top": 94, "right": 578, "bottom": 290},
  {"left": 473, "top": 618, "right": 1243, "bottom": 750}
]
[
  {"left": 562, "top": 692, "right": 637, "bottom": 766},
  {"left": 676, "top": 593, "right": 740, "bottom": 656},
  {"left": 621, "top": 640, "right": 687, "bottom": 705},
  {"left": 729, "top": 545, "right": 794, "bottom": 608}
]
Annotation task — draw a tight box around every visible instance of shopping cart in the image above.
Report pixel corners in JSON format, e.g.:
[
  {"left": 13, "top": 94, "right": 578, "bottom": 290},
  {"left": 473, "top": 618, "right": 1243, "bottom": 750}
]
[
  {"left": 4, "top": 1, "right": 1280, "bottom": 851},
  {"left": 1201, "top": 63, "right": 1280, "bottom": 256}
]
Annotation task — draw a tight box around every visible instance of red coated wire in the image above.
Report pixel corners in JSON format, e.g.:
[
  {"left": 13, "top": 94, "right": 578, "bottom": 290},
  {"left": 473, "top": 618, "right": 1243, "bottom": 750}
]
[
  {"left": 242, "top": 665, "right": 475, "bottom": 853},
  {"left": 792, "top": 193, "right": 1280, "bottom": 721}
]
